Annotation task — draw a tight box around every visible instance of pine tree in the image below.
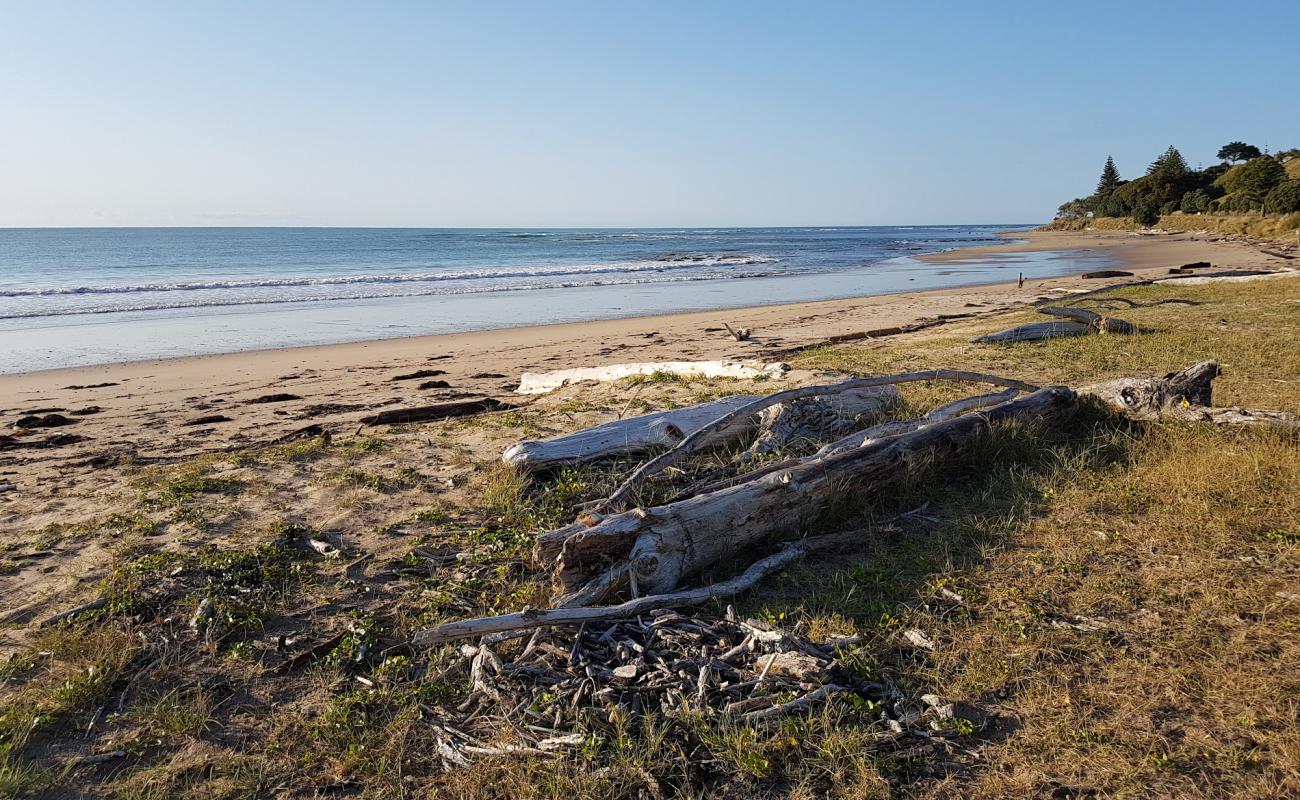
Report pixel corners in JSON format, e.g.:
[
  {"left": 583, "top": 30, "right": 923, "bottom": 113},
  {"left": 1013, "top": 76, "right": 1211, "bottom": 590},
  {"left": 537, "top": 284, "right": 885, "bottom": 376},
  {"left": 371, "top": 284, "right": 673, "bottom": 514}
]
[
  {"left": 1095, "top": 156, "right": 1121, "bottom": 196},
  {"left": 1147, "top": 145, "right": 1189, "bottom": 180}
]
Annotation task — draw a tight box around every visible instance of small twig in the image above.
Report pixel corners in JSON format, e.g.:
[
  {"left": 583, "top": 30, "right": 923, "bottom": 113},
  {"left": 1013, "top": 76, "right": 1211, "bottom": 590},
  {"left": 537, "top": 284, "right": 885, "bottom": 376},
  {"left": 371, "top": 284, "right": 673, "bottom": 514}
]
[
  {"left": 71, "top": 750, "right": 127, "bottom": 767},
  {"left": 413, "top": 528, "right": 869, "bottom": 645},
  {"left": 742, "top": 684, "right": 849, "bottom": 722},
  {"left": 40, "top": 597, "right": 107, "bottom": 627}
]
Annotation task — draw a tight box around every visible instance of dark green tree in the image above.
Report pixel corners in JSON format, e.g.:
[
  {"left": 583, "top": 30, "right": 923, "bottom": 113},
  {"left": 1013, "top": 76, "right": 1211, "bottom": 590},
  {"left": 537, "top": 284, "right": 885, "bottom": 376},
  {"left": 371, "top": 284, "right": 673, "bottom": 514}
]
[
  {"left": 1147, "top": 146, "right": 1190, "bottom": 180},
  {"left": 1216, "top": 141, "right": 1262, "bottom": 163},
  {"left": 1264, "top": 181, "right": 1300, "bottom": 214},
  {"left": 1097, "top": 193, "right": 1129, "bottom": 217},
  {"left": 1132, "top": 198, "right": 1160, "bottom": 227},
  {"left": 1235, "top": 156, "right": 1286, "bottom": 209},
  {"left": 1096, "top": 156, "right": 1122, "bottom": 196},
  {"left": 1055, "top": 197, "right": 1094, "bottom": 220},
  {"left": 1179, "top": 189, "right": 1212, "bottom": 214}
]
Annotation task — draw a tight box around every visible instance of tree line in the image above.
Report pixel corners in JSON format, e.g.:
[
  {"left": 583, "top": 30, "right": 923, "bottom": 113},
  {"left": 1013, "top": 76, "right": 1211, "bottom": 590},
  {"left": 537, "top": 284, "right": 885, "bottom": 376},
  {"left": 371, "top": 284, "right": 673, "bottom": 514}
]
[{"left": 1057, "top": 141, "right": 1300, "bottom": 225}]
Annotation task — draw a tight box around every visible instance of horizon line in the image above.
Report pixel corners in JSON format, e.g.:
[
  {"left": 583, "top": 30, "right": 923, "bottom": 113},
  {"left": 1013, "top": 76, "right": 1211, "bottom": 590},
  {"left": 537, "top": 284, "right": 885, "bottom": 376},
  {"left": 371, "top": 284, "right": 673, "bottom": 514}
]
[{"left": 0, "top": 222, "right": 1045, "bottom": 231}]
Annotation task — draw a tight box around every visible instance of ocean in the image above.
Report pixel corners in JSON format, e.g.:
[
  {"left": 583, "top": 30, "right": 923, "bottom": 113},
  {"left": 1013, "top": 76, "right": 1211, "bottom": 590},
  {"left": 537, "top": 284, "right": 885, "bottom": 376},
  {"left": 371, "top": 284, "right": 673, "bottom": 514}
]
[{"left": 0, "top": 226, "right": 1114, "bottom": 373}]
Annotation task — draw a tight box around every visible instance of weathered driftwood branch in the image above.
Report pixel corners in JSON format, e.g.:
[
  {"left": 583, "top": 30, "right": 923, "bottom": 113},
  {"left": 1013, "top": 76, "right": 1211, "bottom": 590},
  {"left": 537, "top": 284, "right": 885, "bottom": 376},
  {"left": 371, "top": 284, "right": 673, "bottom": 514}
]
[
  {"left": 1157, "top": 268, "right": 1298, "bottom": 286},
  {"left": 502, "top": 395, "right": 760, "bottom": 472},
  {"left": 1040, "top": 306, "right": 1137, "bottom": 335},
  {"left": 515, "top": 360, "right": 788, "bottom": 395},
  {"left": 1071, "top": 298, "right": 1201, "bottom": 309},
  {"left": 816, "top": 388, "right": 1022, "bottom": 455},
  {"left": 760, "top": 315, "right": 975, "bottom": 360},
  {"left": 746, "top": 387, "right": 900, "bottom": 456},
  {"left": 503, "top": 387, "right": 900, "bottom": 471},
  {"left": 723, "top": 323, "right": 751, "bottom": 342},
  {"left": 41, "top": 597, "right": 107, "bottom": 627},
  {"left": 593, "top": 370, "right": 1040, "bottom": 514},
  {"left": 361, "top": 398, "right": 512, "bottom": 426},
  {"left": 413, "top": 528, "right": 868, "bottom": 645},
  {"left": 971, "top": 321, "right": 1092, "bottom": 344},
  {"left": 973, "top": 306, "right": 1137, "bottom": 344},
  {"left": 1080, "top": 360, "right": 1299, "bottom": 428},
  {"left": 671, "top": 388, "right": 1023, "bottom": 504},
  {"left": 548, "top": 388, "right": 1075, "bottom": 596},
  {"left": 742, "top": 684, "right": 850, "bottom": 722}
]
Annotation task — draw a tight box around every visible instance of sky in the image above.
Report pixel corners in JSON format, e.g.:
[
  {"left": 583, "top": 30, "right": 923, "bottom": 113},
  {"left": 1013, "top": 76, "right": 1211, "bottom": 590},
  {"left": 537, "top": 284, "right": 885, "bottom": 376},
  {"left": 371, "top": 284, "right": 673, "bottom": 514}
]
[{"left": 2, "top": 1, "right": 1297, "bottom": 228}]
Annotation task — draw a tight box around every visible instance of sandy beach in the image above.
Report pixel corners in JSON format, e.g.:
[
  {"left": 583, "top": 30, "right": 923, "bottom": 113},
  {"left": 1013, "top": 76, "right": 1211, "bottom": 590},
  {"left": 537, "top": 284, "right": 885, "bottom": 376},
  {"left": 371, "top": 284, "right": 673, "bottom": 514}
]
[{"left": 0, "top": 229, "right": 1287, "bottom": 489}]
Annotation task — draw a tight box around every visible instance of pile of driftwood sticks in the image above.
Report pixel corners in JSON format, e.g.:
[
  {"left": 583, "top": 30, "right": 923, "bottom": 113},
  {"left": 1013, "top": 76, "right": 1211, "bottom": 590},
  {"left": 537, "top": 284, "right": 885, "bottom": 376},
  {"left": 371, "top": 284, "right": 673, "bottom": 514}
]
[{"left": 424, "top": 607, "right": 952, "bottom": 769}]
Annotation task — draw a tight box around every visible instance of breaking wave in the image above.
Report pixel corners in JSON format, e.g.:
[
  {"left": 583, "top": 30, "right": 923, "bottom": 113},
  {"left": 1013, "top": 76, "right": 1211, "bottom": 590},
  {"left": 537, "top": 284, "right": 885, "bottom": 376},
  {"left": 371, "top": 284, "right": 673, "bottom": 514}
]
[
  {"left": 0, "top": 269, "right": 789, "bottom": 320},
  {"left": 0, "top": 255, "right": 781, "bottom": 298}
]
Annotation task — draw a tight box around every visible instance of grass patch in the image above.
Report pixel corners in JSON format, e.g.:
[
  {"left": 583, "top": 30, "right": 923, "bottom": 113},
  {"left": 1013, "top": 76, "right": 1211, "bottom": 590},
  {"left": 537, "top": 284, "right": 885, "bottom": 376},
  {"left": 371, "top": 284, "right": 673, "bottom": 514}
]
[{"left": 1045, "top": 211, "right": 1300, "bottom": 239}]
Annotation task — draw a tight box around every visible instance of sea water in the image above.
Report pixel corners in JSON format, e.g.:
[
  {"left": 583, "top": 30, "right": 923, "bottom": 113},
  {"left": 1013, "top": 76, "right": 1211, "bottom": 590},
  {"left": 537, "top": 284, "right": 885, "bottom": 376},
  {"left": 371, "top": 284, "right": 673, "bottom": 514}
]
[{"left": 0, "top": 226, "right": 1114, "bottom": 372}]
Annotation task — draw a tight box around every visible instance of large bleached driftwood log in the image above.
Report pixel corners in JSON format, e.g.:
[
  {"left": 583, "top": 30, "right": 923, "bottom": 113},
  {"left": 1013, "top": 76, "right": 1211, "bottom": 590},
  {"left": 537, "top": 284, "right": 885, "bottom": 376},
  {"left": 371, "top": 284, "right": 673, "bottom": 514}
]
[
  {"left": 972, "top": 306, "right": 1137, "bottom": 343},
  {"left": 971, "top": 321, "right": 1092, "bottom": 344},
  {"left": 515, "top": 360, "right": 789, "bottom": 395},
  {"left": 593, "top": 370, "right": 1039, "bottom": 514},
  {"left": 672, "top": 388, "right": 1023, "bottom": 503},
  {"left": 1039, "top": 306, "right": 1137, "bottom": 335},
  {"left": 1156, "top": 268, "right": 1299, "bottom": 286},
  {"left": 1080, "top": 360, "right": 1299, "bottom": 427},
  {"left": 503, "top": 387, "right": 902, "bottom": 471},
  {"left": 747, "top": 387, "right": 901, "bottom": 456},
  {"left": 547, "top": 387, "right": 1076, "bottom": 596},
  {"left": 502, "top": 395, "right": 761, "bottom": 472}
]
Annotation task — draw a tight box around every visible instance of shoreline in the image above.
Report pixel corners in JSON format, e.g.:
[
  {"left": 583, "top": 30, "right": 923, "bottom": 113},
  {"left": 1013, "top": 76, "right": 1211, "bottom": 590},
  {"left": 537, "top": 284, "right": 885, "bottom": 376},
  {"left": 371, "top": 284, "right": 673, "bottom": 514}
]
[
  {"left": 0, "top": 226, "right": 1066, "bottom": 377},
  {"left": 2, "top": 234, "right": 1047, "bottom": 381},
  {"left": 0, "top": 227, "right": 1274, "bottom": 385}
]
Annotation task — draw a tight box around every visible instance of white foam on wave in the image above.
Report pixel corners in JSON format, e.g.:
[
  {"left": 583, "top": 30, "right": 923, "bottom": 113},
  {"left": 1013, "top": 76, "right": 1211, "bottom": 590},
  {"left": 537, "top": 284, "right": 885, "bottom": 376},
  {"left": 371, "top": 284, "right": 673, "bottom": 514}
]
[
  {"left": 0, "top": 255, "right": 782, "bottom": 298},
  {"left": 0, "top": 269, "right": 791, "bottom": 321}
]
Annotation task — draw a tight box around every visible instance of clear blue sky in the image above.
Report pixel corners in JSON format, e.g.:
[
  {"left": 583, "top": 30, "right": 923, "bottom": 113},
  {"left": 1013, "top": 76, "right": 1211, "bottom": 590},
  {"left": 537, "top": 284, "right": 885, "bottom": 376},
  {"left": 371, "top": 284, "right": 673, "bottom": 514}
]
[{"left": 2, "top": 1, "right": 1297, "bottom": 227}]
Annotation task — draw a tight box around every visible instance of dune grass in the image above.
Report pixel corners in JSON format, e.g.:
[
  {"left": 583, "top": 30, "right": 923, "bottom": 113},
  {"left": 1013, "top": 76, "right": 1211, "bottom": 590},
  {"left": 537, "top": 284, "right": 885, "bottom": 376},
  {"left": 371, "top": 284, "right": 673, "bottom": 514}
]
[{"left": 1046, "top": 211, "right": 1300, "bottom": 239}]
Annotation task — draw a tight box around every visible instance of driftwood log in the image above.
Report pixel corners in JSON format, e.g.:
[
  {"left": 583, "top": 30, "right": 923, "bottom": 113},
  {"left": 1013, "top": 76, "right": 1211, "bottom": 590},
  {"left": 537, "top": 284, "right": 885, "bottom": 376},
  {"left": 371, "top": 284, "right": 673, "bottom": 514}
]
[
  {"left": 670, "top": 388, "right": 1024, "bottom": 504},
  {"left": 1081, "top": 360, "right": 1299, "bottom": 428},
  {"left": 502, "top": 387, "right": 900, "bottom": 471},
  {"left": 1039, "top": 306, "right": 1137, "bottom": 335},
  {"left": 546, "top": 387, "right": 1075, "bottom": 597},
  {"left": 502, "top": 395, "right": 761, "bottom": 472},
  {"left": 973, "top": 306, "right": 1137, "bottom": 343},
  {"left": 594, "top": 370, "right": 1039, "bottom": 514},
  {"left": 515, "top": 360, "right": 788, "bottom": 395},
  {"left": 361, "top": 398, "right": 512, "bottom": 426},
  {"left": 1157, "top": 268, "right": 1299, "bottom": 286},
  {"left": 747, "top": 387, "right": 900, "bottom": 455},
  {"left": 971, "top": 320, "right": 1092, "bottom": 343}
]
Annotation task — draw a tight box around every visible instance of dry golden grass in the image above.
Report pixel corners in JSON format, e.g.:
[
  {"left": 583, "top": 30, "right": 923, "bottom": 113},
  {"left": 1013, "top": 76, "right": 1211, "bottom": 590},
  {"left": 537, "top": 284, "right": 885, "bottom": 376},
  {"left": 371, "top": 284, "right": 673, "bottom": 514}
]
[{"left": 1045, "top": 212, "right": 1300, "bottom": 239}]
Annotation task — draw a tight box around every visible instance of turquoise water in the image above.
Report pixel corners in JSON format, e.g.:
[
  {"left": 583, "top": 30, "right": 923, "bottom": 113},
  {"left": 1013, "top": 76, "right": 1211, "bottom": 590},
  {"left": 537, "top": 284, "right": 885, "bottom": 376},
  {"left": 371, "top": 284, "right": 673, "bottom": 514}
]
[{"left": 0, "top": 226, "right": 1113, "bottom": 372}]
